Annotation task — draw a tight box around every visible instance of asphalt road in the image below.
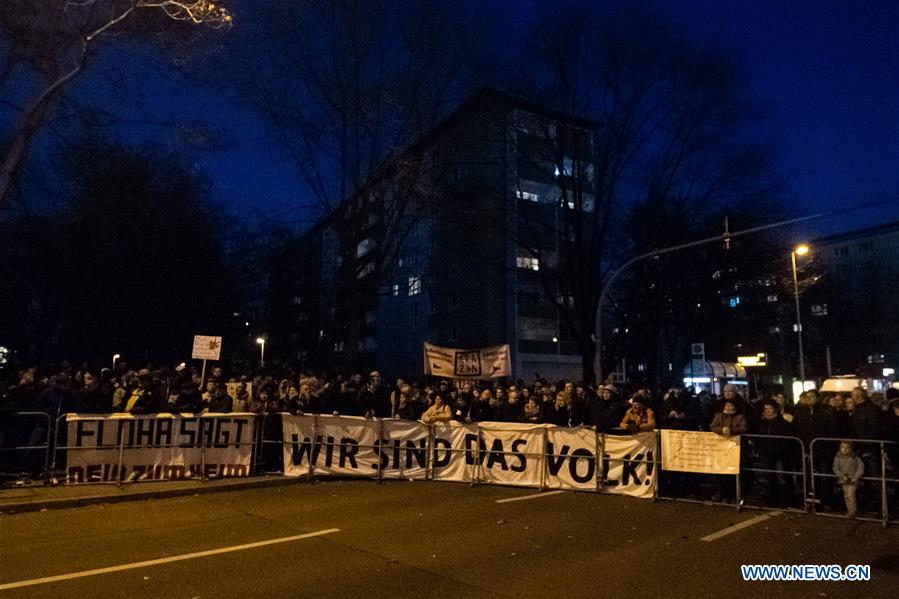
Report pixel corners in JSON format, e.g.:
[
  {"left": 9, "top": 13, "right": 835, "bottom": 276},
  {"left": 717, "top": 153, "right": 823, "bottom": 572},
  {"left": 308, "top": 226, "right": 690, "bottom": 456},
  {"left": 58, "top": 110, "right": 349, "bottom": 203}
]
[{"left": 1, "top": 480, "right": 897, "bottom": 598}]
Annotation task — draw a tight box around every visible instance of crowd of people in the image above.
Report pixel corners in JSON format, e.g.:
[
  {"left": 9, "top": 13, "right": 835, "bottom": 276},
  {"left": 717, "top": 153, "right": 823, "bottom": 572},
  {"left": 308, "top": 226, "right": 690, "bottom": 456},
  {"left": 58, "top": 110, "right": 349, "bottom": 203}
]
[
  {"left": 3, "top": 363, "right": 897, "bottom": 436},
  {"left": 2, "top": 361, "right": 898, "bottom": 514}
]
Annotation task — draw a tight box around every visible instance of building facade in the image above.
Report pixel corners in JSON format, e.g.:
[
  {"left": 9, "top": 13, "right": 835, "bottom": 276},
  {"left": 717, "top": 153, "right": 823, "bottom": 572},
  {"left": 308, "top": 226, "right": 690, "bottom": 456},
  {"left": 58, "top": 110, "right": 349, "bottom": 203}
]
[
  {"left": 805, "top": 220, "right": 899, "bottom": 375},
  {"left": 269, "top": 90, "right": 600, "bottom": 381}
]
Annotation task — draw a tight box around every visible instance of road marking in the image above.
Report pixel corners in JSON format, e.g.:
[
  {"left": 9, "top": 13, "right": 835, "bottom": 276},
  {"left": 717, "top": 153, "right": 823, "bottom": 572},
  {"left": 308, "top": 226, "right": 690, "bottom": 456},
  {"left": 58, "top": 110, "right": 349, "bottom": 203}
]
[
  {"left": 496, "top": 490, "right": 566, "bottom": 503},
  {"left": 701, "top": 512, "right": 781, "bottom": 542},
  {"left": 0, "top": 528, "right": 340, "bottom": 591}
]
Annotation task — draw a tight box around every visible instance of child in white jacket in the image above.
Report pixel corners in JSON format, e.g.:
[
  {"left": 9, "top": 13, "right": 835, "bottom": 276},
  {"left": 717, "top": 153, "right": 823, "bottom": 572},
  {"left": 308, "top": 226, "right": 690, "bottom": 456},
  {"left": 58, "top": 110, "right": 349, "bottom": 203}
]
[{"left": 833, "top": 441, "right": 864, "bottom": 517}]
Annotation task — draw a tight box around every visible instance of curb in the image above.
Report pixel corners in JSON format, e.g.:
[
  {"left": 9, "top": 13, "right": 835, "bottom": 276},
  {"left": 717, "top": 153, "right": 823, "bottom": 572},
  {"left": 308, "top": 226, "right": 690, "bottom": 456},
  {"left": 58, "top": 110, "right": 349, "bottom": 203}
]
[{"left": 0, "top": 476, "right": 305, "bottom": 515}]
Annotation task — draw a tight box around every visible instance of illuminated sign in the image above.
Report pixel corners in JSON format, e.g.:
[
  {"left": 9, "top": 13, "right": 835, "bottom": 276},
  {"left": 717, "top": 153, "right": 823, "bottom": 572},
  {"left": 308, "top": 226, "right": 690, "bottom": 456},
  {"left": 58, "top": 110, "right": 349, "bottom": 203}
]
[{"left": 737, "top": 353, "right": 767, "bottom": 367}]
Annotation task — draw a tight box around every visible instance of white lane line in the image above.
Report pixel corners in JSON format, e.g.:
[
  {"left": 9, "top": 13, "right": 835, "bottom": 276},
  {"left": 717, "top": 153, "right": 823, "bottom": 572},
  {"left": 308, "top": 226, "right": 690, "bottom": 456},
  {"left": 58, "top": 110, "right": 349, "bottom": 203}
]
[
  {"left": 701, "top": 512, "right": 781, "bottom": 542},
  {"left": 496, "top": 490, "right": 566, "bottom": 504},
  {"left": 0, "top": 528, "right": 340, "bottom": 591}
]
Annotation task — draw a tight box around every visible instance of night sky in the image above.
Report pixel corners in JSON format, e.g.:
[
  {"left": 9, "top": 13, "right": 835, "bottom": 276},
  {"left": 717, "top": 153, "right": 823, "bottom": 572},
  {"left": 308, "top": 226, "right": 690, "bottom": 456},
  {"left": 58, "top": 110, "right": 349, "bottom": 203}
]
[{"left": 39, "top": 1, "right": 899, "bottom": 237}]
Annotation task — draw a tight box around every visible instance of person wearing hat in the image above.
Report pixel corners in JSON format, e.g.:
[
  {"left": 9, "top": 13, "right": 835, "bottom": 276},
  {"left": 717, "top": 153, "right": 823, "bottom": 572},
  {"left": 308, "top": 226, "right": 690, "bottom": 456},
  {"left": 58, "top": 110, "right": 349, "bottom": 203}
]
[
  {"left": 589, "top": 384, "right": 627, "bottom": 432},
  {"left": 619, "top": 392, "right": 656, "bottom": 433}
]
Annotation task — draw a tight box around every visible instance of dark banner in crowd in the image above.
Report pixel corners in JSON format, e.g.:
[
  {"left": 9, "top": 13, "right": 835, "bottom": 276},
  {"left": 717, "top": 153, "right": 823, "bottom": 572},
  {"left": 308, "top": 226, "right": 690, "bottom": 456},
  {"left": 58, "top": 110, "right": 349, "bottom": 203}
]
[
  {"left": 281, "top": 415, "right": 657, "bottom": 498},
  {"left": 65, "top": 413, "right": 256, "bottom": 483}
]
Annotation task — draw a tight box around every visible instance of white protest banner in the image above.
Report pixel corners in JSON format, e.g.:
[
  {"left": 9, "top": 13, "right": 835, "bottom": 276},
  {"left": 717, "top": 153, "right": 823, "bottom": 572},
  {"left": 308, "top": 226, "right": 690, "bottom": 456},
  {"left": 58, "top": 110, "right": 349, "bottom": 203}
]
[
  {"left": 545, "top": 426, "right": 599, "bottom": 491},
  {"left": 282, "top": 414, "right": 380, "bottom": 478},
  {"left": 600, "top": 432, "right": 657, "bottom": 499},
  {"left": 192, "top": 335, "right": 222, "bottom": 360},
  {"left": 280, "top": 415, "right": 658, "bottom": 499},
  {"left": 660, "top": 429, "right": 740, "bottom": 475},
  {"left": 65, "top": 413, "right": 255, "bottom": 484},
  {"left": 377, "top": 419, "right": 430, "bottom": 480},
  {"left": 430, "top": 420, "right": 479, "bottom": 482},
  {"left": 476, "top": 422, "right": 546, "bottom": 487},
  {"left": 423, "top": 342, "right": 511, "bottom": 379}
]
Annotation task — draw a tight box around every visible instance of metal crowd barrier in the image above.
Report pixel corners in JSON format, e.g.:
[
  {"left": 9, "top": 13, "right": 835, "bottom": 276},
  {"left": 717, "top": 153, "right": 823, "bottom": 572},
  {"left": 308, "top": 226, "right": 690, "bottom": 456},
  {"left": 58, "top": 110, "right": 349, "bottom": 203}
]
[
  {"left": 5, "top": 411, "right": 898, "bottom": 527},
  {"left": 0, "top": 411, "right": 53, "bottom": 480},
  {"left": 809, "top": 437, "right": 898, "bottom": 527},
  {"left": 738, "top": 434, "right": 807, "bottom": 513}
]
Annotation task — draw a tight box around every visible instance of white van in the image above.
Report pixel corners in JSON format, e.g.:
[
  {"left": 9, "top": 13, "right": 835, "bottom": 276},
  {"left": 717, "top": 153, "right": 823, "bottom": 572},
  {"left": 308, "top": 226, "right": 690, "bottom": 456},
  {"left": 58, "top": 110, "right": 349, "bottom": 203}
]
[{"left": 819, "top": 375, "right": 892, "bottom": 399}]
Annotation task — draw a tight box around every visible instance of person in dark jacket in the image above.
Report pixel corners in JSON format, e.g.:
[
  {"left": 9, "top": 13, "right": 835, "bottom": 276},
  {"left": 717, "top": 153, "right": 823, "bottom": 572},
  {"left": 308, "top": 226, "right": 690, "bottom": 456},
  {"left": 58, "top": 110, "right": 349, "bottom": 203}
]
[
  {"left": 467, "top": 390, "right": 493, "bottom": 422},
  {"left": 73, "top": 370, "right": 112, "bottom": 414},
  {"left": 657, "top": 389, "right": 691, "bottom": 430},
  {"left": 848, "top": 387, "right": 885, "bottom": 508},
  {"left": 885, "top": 394, "right": 899, "bottom": 469},
  {"left": 357, "top": 371, "right": 389, "bottom": 418},
  {"left": 823, "top": 393, "right": 850, "bottom": 438},
  {"left": 396, "top": 384, "right": 423, "bottom": 421},
  {"left": 544, "top": 392, "right": 572, "bottom": 427},
  {"left": 207, "top": 382, "right": 233, "bottom": 413},
  {"left": 588, "top": 385, "right": 627, "bottom": 432},
  {"left": 495, "top": 390, "right": 523, "bottom": 423},
  {"left": 792, "top": 390, "right": 837, "bottom": 447},
  {"left": 451, "top": 389, "right": 472, "bottom": 422},
  {"left": 753, "top": 401, "right": 796, "bottom": 507},
  {"left": 167, "top": 380, "right": 203, "bottom": 413},
  {"left": 792, "top": 390, "right": 838, "bottom": 504},
  {"left": 849, "top": 387, "right": 883, "bottom": 441}
]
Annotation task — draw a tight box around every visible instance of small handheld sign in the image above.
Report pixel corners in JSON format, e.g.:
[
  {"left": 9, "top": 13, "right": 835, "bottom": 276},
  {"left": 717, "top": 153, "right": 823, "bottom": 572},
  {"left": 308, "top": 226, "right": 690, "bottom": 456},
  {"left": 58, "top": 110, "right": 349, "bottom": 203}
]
[{"left": 192, "top": 335, "right": 222, "bottom": 392}]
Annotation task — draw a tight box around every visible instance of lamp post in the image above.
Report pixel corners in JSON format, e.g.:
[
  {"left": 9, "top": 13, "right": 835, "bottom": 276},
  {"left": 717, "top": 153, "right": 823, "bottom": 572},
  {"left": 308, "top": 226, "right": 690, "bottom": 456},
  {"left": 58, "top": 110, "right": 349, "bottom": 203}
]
[
  {"left": 256, "top": 337, "right": 266, "bottom": 367},
  {"left": 791, "top": 245, "right": 810, "bottom": 387},
  {"left": 112, "top": 353, "right": 120, "bottom": 371}
]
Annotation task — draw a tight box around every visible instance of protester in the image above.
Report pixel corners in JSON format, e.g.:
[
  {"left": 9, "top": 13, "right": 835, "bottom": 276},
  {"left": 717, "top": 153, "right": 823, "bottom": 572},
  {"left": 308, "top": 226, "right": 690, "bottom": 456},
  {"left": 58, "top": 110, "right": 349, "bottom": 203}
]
[
  {"left": 467, "top": 390, "right": 493, "bottom": 422},
  {"left": 710, "top": 400, "right": 747, "bottom": 437},
  {"left": 495, "top": 390, "right": 523, "bottom": 423},
  {"left": 421, "top": 392, "right": 453, "bottom": 424},
  {"left": 523, "top": 395, "right": 542, "bottom": 423},
  {"left": 620, "top": 393, "right": 655, "bottom": 433},
  {"left": 207, "top": 382, "right": 233, "bottom": 413},
  {"left": 589, "top": 384, "right": 627, "bottom": 432}
]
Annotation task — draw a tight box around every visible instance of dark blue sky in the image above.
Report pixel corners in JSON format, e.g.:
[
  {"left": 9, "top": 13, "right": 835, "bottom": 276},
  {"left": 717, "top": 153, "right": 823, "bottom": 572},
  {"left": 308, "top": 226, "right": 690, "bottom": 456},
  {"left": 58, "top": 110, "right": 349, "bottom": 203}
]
[{"left": 61, "top": 1, "right": 899, "bottom": 237}]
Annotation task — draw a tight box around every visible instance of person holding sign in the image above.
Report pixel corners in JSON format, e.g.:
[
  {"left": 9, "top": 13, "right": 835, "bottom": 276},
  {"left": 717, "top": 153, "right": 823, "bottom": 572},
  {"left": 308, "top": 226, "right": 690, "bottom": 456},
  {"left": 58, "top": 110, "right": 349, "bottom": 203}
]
[{"left": 620, "top": 393, "right": 655, "bottom": 432}]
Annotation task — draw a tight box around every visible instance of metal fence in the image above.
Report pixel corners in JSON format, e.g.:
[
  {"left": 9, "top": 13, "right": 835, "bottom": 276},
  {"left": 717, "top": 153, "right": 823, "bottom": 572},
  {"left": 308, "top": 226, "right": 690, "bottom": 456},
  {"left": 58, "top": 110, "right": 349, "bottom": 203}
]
[
  {"left": 0, "top": 411, "right": 52, "bottom": 480},
  {"left": 1, "top": 411, "right": 896, "bottom": 525}
]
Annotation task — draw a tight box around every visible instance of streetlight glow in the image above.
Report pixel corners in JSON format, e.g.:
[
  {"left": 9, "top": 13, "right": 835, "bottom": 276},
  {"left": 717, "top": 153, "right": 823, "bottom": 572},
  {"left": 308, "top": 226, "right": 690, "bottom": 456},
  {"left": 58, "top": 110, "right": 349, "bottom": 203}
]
[
  {"left": 790, "top": 246, "right": 810, "bottom": 395},
  {"left": 256, "top": 337, "right": 266, "bottom": 366}
]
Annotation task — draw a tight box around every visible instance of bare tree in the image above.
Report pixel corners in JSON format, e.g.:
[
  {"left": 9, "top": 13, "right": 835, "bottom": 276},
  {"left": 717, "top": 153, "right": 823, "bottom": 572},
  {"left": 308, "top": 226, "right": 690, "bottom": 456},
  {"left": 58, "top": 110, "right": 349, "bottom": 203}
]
[
  {"left": 0, "top": 0, "right": 232, "bottom": 212},
  {"left": 506, "top": 6, "right": 782, "bottom": 383}
]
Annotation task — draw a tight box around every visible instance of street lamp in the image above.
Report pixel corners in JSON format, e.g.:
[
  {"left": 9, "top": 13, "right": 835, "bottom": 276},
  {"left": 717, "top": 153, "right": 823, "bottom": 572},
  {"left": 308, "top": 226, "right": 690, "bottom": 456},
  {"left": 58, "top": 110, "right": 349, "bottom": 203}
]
[
  {"left": 256, "top": 337, "right": 266, "bottom": 367},
  {"left": 791, "top": 244, "right": 810, "bottom": 388},
  {"left": 112, "top": 353, "right": 121, "bottom": 371}
]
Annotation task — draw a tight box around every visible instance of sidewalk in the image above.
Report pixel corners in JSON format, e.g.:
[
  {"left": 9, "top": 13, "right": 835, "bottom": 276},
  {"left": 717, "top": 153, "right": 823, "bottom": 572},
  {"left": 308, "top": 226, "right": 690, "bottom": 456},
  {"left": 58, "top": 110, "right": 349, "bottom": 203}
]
[{"left": 0, "top": 476, "right": 303, "bottom": 514}]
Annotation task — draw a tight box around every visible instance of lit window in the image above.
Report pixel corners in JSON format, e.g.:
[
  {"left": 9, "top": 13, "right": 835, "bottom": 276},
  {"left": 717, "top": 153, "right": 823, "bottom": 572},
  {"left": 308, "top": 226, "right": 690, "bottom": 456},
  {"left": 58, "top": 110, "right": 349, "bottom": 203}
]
[
  {"left": 728, "top": 296, "right": 741, "bottom": 308},
  {"left": 517, "top": 256, "right": 539, "bottom": 271},
  {"left": 766, "top": 294, "right": 778, "bottom": 303},
  {"left": 516, "top": 190, "right": 539, "bottom": 202},
  {"left": 408, "top": 276, "right": 421, "bottom": 296},
  {"left": 392, "top": 284, "right": 399, "bottom": 297}
]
